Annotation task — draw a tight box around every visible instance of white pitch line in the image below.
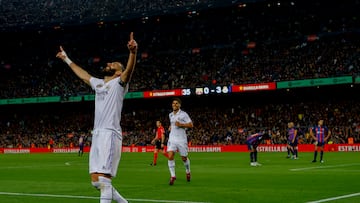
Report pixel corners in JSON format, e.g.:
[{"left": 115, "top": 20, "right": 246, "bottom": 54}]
[
  {"left": 0, "top": 161, "right": 85, "bottom": 169},
  {"left": 290, "top": 163, "right": 360, "bottom": 171},
  {"left": 129, "top": 198, "right": 211, "bottom": 203},
  {"left": 0, "top": 192, "right": 96, "bottom": 199},
  {"left": 0, "top": 192, "right": 211, "bottom": 203},
  {"left": 306, "top": 192, "right": 360, "bottom": 203}
]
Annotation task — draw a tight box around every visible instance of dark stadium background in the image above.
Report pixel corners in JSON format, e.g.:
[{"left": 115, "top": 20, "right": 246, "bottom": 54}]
[{"left": 1, "top": 0, "right": 359, "bottom": 148}]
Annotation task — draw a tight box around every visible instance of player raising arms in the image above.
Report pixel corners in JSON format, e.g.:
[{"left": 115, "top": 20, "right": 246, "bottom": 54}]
[
  {"left": 167, "top": 98, "right": 193, "bottom": 185},
  {"left": 310, "top": 119, "right": 331, "bottom": 163},
  {"left": 150, "top": 120, "right": 169, "bottom": 166},
  {"left": 56, "top": 32, "right": 137, "bottom": 203}
]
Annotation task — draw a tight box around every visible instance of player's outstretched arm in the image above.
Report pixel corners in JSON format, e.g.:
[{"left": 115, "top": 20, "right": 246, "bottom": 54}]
[
  {"left": 56, "top": 46, "right": 92, "bottom": 85},
  {"left": 121, "top": 32, "right": 138, "bottom": 84}
]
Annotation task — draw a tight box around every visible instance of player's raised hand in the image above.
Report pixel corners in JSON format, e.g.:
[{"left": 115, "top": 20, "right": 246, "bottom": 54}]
[
  {"left": 127, "top": 32, "right": 138, "bottom": 53},
  {"left": 56, "top": 46, "right": 66, "bottom": 60},
  {"left": 56, "top": 46, "right": 72, "bottom": 65}
]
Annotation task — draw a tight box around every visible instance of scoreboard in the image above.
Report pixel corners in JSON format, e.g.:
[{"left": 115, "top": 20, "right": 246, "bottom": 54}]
[
  {"left": 0, "top": 77, "right": 351, "bottom": 105},
  {"left": 143, "top": 85, "right": 230, "bottom": 98},
  {"left": 193, "top": 85, "right": 230, "bottom": 95},
  {"left": 142, "top": 83, "right": 276, "bottom": 98}
]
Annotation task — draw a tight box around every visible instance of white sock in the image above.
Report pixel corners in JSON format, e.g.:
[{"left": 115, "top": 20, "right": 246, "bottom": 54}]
[
  {"left": 98, "top": 176, "right": 112, "bottom": 203},
  {"left": 98, "top": 176, "right": 128, "bottom": 203},
  {"left": 112, "top": 188, "right": 128, "bottom": 203},
  {"left": 168, "top": 160, "right": 176, "bottom": 177},
  {"left": 183, "top": 158, "right": 191, "bottom": 174},
  {"left": 92, "top": 181, "right": 101, "bottom": 190}
]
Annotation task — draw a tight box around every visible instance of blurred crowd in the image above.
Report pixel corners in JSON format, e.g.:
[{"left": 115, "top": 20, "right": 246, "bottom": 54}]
[
  {"left": 0, "top": 0, "right": 222, "bottom": 30},
  {"left": 1, "top": 0, "right": 359, "bottom": 98},
  {"left": 0, "top": 0, "right": 359, "bottom": 148},
  {"left": 1, "top": 88, "right": 359, "bottom": 148}
]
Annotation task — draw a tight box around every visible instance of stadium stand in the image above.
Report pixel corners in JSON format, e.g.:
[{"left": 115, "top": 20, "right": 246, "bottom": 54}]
[{"left": 0, "top": 0, "right": 359, "bottom": 147}]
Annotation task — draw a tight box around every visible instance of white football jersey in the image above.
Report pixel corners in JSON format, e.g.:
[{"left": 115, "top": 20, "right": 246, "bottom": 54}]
[
  {"left": 168, "top": 109, "right": 192, "bottom": 143},
  {"left": 90, "top": 77, "right": 128, "bottom": 133}
]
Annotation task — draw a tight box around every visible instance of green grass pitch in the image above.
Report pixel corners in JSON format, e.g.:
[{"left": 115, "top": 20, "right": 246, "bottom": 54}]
[{"left": 0, "top": 151, "right": 359, "bottom": 203}]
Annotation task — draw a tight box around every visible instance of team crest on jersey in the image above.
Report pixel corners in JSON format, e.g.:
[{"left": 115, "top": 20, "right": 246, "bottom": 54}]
[
  {"left": 95, "top": 84, "right": 110, "bottom": 91},
  {"left": 95, "top": 83, "right": 110, "bottom": 101}
]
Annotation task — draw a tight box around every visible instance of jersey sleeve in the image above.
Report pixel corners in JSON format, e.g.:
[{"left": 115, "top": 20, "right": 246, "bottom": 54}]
[
  {"left": 89, "top": 77, "right": 102, "bottom": 90},
  {"left": 183, "top": 112, "right": 192, "bottom": 123}
]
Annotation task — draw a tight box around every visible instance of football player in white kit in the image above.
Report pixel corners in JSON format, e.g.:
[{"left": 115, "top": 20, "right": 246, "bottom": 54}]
[
  {"left": 56, "top": 32, "right": 137, "bottom": 203},
  {"left": 167, "top": 98, "right": 193, "bottom": 185}
]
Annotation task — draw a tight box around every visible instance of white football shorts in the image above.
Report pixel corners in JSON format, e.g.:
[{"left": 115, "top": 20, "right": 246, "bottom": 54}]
[
  {"left": 89, "top": 129, "right": 122, "bottom": 177},
  {"left": 167, "top": 140, "right": 188, "bottom": 157}
]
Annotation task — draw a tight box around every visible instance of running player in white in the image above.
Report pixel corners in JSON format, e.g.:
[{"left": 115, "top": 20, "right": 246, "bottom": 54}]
[
  {"left": 167, "top": 97, "right": 193, "bottom": 185},
  {"left": 56, "top": 32, "right": 138, "bottom": 203}
]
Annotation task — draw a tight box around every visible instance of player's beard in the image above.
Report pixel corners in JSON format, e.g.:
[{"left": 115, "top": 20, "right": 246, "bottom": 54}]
[{"left": 101, "top": 68, "right": 116, "bottom": 77}]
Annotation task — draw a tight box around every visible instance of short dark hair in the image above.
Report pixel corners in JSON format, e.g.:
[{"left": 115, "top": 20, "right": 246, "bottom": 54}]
[{"left": 173, "top": 97, "right": 182, "bottom": 105}]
